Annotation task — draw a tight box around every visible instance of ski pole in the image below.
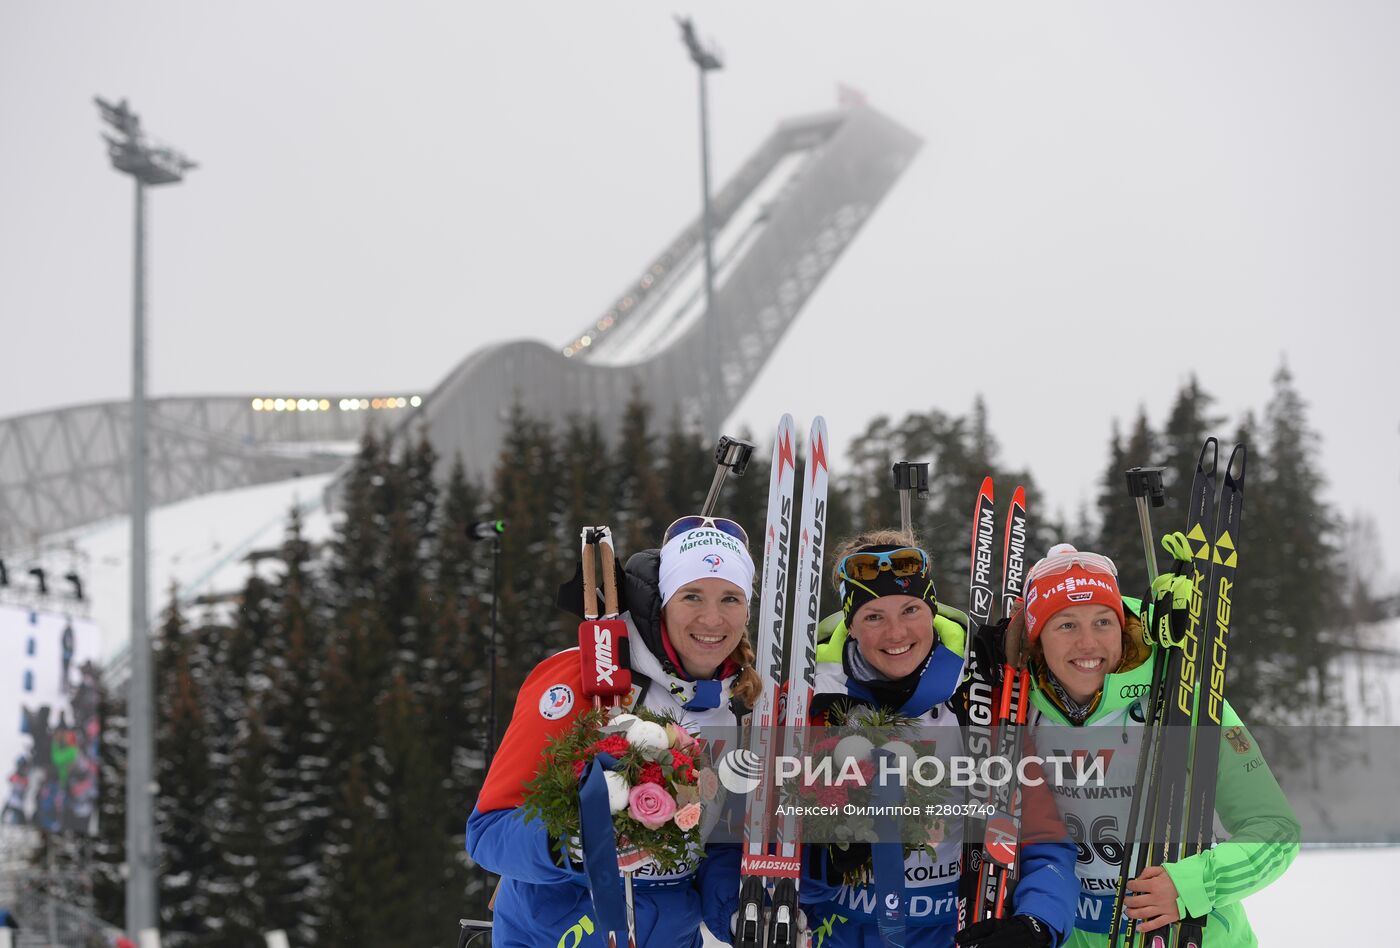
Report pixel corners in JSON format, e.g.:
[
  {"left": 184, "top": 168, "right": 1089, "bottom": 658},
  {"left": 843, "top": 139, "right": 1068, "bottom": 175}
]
[
  {"left": 1124, "top": 467, "right": 1167, "bottom": 586},
  {"left": 701, "top": 435, "right": 755, "bottom": 516},
  {"left": 578, "top": 525, "right": 637, "bottom": 948},
  {"left": 890, "top": 461, "right": 929, "bottom": 536},
  {"left": 1111, "top": 466, "right": 1168, "bottom": 947}
]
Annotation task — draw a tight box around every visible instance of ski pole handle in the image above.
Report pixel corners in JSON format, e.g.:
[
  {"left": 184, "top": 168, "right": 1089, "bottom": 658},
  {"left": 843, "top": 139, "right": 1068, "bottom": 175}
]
[
  {"left": 581, "top": 527, "right": 601, "bottom": 621},
  {"left": 891, "top": 461, "right": 929, "bottom": 536},
  {"left": 702, "top": 435, "right": 755, "bottom": 516},
  {"left": 599, "top": 526, "right": 619, "bottom": 617},
  {"left": 1124, "top": 467, "right": 1166, "bottom": 584}
]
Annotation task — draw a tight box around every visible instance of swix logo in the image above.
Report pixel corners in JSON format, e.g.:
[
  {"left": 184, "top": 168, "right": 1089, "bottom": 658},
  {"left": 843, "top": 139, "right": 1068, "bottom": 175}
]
[{"left": 592, "top": 625, "right": 620, "bottom": 686}]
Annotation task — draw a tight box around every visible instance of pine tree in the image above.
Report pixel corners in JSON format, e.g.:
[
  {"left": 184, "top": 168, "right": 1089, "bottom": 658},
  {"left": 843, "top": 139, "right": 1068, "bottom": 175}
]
[
  {"left": 1230, "top": 364, "right": 1346, "bottom": 724},
  {"left": 1157, "top": 375, "right": 1224, "bottom": 537},
  {"left": 89, "top": 681, "right": 128, "bottom": 928},
  {"left": 1096, "top": 408, "right": 1159, "bottom": 599},
  {"left": 153, "top": 595, "right": 216, "bottom": 945}
]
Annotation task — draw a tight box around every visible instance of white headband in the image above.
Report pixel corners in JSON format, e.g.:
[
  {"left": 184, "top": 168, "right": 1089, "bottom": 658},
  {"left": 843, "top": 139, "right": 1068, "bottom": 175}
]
[{"left": 658, "top": 527, "right": 755, "bottom": 607}]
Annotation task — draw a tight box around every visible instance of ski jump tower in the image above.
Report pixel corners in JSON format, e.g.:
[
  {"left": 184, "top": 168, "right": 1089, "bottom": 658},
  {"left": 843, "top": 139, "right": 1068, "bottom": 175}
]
[
  {"left": 0, "top": 102, "right": 920, "bottom": 547},
  {"left": 420, "top": 103, "right": 921, "bottom": 482}
]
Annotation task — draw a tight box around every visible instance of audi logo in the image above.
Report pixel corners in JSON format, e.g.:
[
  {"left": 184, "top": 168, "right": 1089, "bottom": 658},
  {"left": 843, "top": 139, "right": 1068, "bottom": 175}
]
[{"left": 1119, "top": 683, "right": 1151, "bottom": 699}]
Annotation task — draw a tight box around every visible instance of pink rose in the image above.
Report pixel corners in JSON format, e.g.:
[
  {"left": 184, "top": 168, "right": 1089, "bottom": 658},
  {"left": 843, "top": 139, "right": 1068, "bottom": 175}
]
[
  {"left": 628, "top": 783, "right": 677, "bottom": 829},
  {"left": 674, "top": 802, "right": 703, "bottom": 832},
  {"left": 697, "top": 768, "right": 719, "bottom": 802},
  {"left": 667, "top": 722, "right": 700, "bottom": 752}
]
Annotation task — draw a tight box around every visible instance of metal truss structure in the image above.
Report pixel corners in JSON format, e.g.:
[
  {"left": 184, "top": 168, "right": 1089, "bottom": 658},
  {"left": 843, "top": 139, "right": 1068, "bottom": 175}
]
[{"left": 0, "top": 103, "right": 921, "bottom": 549}]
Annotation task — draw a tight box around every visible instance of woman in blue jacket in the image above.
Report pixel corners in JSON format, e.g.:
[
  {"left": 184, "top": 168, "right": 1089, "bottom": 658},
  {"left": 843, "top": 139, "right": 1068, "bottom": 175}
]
[
  {"left": 801, "top": 530, "right": 1080, "bottom": 948},
  {"left": 467, "top": 518, "right": 757, "bottom": 947}
]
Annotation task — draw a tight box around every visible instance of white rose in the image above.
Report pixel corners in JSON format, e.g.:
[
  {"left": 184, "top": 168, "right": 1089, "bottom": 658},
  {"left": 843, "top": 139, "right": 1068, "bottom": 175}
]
[
  {"left": 833, "top": 735, "right": 875, "bottom": 765},
  {"left": 626, "top": 720, "right": 671, "bottom": 757},
  {"left": 604, "top": 713, "right": 640, "bottom": 735},
  {"left": 604, "top": 771, "right": 630, "bottom": 813},
  {"left": 881, "top": 740, "right": 919, "bottom": 770}
]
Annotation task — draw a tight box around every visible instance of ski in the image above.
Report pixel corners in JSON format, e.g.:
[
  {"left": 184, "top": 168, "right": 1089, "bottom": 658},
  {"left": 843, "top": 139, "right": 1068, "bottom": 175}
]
[
  {"left": 737, "top": 415, "right": 799, "bottom": 948},
  {"left": 1175, "top": 444, "right": 1246, "bottom": 948},
  {"left": 1111, "top": 439, "right": 1227, "bottom": 948},
  {"left": 766, "top": 417, "right": 830, "bottom": 948},
  {"left": 958, "top": 476, "right": 999, "bottom": 931},
  {"left": 975, "top": 486, "right": 1031, "bottom": 921}
]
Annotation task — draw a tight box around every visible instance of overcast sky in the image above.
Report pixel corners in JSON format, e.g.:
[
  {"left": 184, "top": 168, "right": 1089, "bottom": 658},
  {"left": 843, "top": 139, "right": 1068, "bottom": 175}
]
[{"left": 3, "top": 2, "right": 1397, "bottom": 585}]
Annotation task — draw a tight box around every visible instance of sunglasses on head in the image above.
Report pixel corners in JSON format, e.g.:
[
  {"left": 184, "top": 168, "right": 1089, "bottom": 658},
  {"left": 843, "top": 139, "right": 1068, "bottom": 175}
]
[
  {"left": 1028, "top": 549, "right": 1118, "bottom": 582},
  {"left": 837, "top": 547, "right": 930, "bottom": 583},
  {"left": 663, "top": 515, "right": 750, "bottom": 548}
]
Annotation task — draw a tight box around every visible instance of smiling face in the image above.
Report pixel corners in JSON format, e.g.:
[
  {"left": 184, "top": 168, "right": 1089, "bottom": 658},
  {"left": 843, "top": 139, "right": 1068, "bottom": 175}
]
[
  {"left": 1037, "top": 604, "right": 1125, "bottom": 704},
  {"left": 848, "top": 594, "right": 936, "bottom": 679},
  {"left": 662, "top": 577, "right": 749, "bottom": 680}
]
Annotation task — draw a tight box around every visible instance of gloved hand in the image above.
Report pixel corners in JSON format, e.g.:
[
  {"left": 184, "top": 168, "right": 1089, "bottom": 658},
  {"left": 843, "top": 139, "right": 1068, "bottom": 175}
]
[
  {"left": 1149, "top": 532, "right": 1195, "bottom": 648},
  {"left": 970, "top": 617, "right": 1011, "bottom": 688},
  {"left": 955, "top": 914, "right": 1052, "bottom": 948}
]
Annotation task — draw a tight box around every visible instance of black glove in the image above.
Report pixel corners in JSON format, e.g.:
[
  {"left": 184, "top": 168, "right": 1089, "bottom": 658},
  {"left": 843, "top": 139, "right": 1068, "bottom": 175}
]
[
  {"left": 970, "top": 618, "right": 1010, "bottom": 688},
  {"left": 955, "top": 915, "right": 1052, "bottom": 948},
  {"left": 823, "top": 841, "right": 872, "bottom": 884}
]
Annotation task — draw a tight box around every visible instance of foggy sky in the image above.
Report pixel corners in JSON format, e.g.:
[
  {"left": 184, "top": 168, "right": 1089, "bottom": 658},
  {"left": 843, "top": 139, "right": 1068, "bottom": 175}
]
[{"left": 2, "top": 2, "right": 1397, "bottom": 584}]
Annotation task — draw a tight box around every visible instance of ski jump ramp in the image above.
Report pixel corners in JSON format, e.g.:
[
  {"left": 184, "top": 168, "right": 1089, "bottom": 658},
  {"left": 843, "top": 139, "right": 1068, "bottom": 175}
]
[{"left": 0, "top": 103, "right": 920, "bottom": 548}]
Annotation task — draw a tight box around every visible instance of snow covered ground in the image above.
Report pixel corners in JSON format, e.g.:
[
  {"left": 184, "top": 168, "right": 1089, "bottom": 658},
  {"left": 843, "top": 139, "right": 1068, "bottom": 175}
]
[
  {"left": 1246, "top": 847, "right": 1392, "bottom": 945},
  {"left": 696, "top": 846, "right": 1397, "bottom": 945}
]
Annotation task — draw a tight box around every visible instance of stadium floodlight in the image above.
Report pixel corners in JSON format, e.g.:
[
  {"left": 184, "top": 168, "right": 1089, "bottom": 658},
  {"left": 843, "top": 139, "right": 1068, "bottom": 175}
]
[
  {"left": 96, "top": 94, "right": 196, "bottom": 941},
  {"left": 676, "top": 16, "right": 725, "bottom": 439}
]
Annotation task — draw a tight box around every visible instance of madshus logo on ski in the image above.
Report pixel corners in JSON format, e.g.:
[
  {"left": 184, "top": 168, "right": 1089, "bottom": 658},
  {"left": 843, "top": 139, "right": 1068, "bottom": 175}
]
[{"left": 717, "top": 747, "right": 765, "bottom": 794}]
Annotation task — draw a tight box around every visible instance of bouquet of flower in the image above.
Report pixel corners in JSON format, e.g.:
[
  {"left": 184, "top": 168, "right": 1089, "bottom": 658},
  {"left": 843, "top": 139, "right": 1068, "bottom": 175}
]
[
  {"left": 789, "top": 703, "right": 948, "bottom": 885},
  {"left": 522, "top": 705, "right": 720, "bottom": 875}
]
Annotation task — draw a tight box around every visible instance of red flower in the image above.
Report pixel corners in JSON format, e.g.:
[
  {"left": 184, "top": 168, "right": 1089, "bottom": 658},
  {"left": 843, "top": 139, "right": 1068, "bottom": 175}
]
[
  {"left": 573, "top": 759, "right": 587, "bottom": 778},
  {"left": 639, "top": 762, "right": 665, "bottom": 786},
  {"left": 590, "top": 734, "right": 631, "bottom": 758},
  {"left": 854, "top": 760, "right": 876, "bottom": 787},
  {"left": 812, "top": 737, "right": 841, "bottom": 754},
  {"left": 815, "top": 784, "right": 848, "bottom": 807},
  {"left": 670, "top": 750, "right": 697, "bottom": 782}
]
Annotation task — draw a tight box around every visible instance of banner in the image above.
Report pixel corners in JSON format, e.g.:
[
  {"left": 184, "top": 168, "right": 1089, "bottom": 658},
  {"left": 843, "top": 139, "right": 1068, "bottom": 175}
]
[{"left": 0, "top": 604, "right": 102, "bottom": 835}]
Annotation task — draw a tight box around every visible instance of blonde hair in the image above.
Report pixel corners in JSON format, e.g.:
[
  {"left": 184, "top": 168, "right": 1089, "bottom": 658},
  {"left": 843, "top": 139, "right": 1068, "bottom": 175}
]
[
  {"left": 828, "top": 528, "right": 921, "bottom": 590},
  {"left": 729, "top": 637, "right": 762, "bottom": 709}
]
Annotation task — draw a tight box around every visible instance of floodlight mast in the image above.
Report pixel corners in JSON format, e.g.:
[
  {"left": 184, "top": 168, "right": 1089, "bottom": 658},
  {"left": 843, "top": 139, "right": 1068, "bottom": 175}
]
[
  {"left": 95, "top": 95, "right": 195, "bottom": 943},
  {"left": 676, "top": 17, "right": 724, "bottom": 439}
]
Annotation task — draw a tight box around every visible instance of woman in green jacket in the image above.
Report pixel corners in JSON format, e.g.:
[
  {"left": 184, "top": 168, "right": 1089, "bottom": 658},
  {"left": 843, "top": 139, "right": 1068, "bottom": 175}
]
[{"left": 1000, "top": 541, "right": 1298, "bottom": 947}]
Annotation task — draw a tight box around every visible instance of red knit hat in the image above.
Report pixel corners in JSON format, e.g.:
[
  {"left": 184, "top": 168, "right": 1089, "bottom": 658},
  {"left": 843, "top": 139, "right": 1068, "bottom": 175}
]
[{"left": 1023, "top": 543, "right": 1125, "bottom": 641}]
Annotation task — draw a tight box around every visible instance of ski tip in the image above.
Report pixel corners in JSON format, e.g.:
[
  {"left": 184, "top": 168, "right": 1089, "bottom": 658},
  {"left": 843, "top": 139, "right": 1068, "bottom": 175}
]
[
  {"left": 1225, "top": 442, "right": 1246, "bottom": 485},
  {"left": 979, "top": 475, "right": 994, "bottom": 496},
  {"left": 1198, "top": 437, "right": 1219, "bottom": 475},
  {"left": 1011, "top": 484, "right": 1026, "bottom": 507}
]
